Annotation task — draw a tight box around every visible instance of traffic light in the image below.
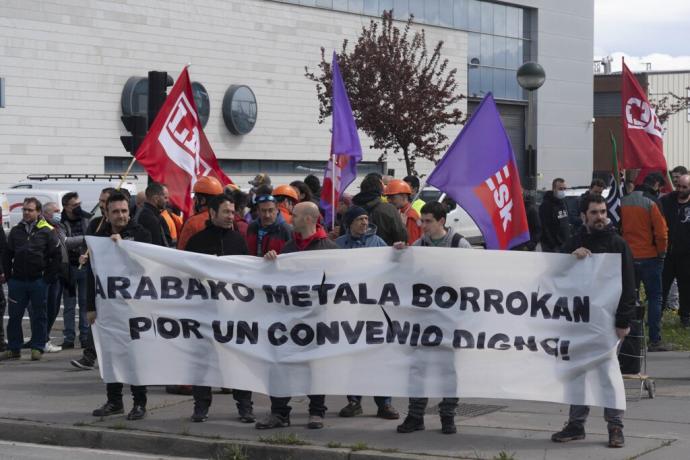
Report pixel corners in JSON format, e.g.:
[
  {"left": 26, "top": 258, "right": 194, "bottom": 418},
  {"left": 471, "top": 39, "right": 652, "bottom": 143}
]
[
  {"left": 120, "top": 114, "right": 147, "bottom": 156},
  {"left": 148, "top": 71, "right": 173, "bottom": 129}
]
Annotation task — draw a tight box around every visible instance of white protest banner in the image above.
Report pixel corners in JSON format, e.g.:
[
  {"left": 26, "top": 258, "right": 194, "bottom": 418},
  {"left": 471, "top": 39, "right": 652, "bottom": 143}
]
[{"left": 87, "top": 236, "right": 626, "bottom": 410}]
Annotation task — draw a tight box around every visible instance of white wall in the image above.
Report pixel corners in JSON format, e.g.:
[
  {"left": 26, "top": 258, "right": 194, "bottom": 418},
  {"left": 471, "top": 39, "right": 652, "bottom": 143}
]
[
  {"left": 504, "top": 0, "right": 595, "bottom": 188},
  {"left": 648, "top": 72, "right": 690, "bottom": 170},
  {"left": 0, "top": 0, "right": 467, "bottom": 189}
]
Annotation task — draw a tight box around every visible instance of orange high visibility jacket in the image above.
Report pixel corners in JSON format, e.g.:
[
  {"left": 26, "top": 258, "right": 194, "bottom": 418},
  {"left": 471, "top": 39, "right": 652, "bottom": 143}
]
[
  {"left": 401, "top": 203, "right": 422, "bottom": 245},
  {"left": 177, "top": 210, "right": 210, "bottom": 250}
]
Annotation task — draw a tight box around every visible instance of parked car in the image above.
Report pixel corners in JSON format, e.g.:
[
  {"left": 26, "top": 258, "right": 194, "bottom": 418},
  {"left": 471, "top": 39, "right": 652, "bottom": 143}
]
[{"left": 11, "top": 174, "right": 138, "bottom": 214}]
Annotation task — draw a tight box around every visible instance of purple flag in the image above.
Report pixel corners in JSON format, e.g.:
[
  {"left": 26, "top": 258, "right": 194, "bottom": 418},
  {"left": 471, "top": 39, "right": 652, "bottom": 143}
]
[
  {"left": 427, "top": 93, "right": 529, "bottom": 249},
  {"left": 320, "top": 51, "right": 362, "bottom": 228}
]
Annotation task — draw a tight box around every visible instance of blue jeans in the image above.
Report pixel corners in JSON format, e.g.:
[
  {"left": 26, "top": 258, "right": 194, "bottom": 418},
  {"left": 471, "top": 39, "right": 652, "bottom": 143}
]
[
  {"left": 7, "top": 278, "right": 48, "bottom": 351},
  {"left": 62, "top": 265, "right": 88, "bottom": 344},
  {"left": 634, "top": 258, "right": 663, "bottom": 343},
  {"left": 46, "top": 280, "right": 62, "bottom": 338},
  {"left": 569, "top": 405, "right": 624, "bottom": 429}
]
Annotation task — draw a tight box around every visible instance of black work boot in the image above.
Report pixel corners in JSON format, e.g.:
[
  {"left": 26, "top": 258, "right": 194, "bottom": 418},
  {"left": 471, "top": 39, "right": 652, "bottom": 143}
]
[
  {"left": 92, "top": 401, "right": 124, "bottom": 417},
  {"left": 397, "top": 415, "right": 425, "bottom": 433},
  {"left": 441, "top": 415, "right": 457, "bottom": 434},
  {"left": 551, "top": 422, "right": 585, "bottom": 442}
]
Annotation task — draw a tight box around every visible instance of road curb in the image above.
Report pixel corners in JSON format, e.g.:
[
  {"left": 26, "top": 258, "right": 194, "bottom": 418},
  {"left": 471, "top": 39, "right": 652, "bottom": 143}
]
[{"left": 0, "top": 419, "right": 444, "bottom": 459}]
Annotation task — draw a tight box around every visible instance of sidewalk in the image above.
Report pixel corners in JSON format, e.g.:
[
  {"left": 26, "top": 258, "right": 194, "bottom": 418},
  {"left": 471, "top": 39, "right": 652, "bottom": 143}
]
[{"left": 1, "top": 349, "right": 689, "bottom": 459}]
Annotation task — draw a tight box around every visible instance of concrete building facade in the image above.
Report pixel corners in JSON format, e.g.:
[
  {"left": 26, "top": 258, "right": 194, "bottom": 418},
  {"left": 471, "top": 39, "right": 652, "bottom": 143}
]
[{"left": 0, "top": 0, "right": 594, "bottom": 190}]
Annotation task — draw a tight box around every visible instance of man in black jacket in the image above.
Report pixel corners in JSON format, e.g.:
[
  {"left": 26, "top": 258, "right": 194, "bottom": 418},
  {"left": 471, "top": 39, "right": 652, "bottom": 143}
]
[
  {"left": 86, "top": 192, "right": 152, "bottom": 421},
  {"left": 1, "top": 198, "right": 60, "bottom": 361},
  {"left": 539, "top": 178, "right": 571, "bottom": 252},
  {"left": 256, "top": 201, "right": 337, "bottom": 430},
  {"left": 352, "top": 174, "right": 407, "bottom": 245},
  {"left": 660, "top": 174, "right": 690, "bottom": 326},
  {"left": 0, "top": 225, "right": 7, "bottom": 351},
  {"left": 136, "top": 182, "right": 171, "bottom": 247},
  {"left": 185, "top": 194, "right": 255, "bottom": 424},
  {"left": 60, "top": 191, "right": 93, "bottom": 349},
  {"left": 551, "top": 194, "right": 634, "bottom": 449}
]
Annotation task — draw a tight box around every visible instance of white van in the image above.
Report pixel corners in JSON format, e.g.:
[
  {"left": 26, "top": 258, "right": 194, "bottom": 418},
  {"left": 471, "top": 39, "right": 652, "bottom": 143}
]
[
  {"left": 0, "top": 189, "right": 71, "bottom": 228},
  {"left": 1, "top": 192, "right": 10, "bottom": 231},
  {"left": 11, "top": 174, "right": 138, "bottom": 214}
]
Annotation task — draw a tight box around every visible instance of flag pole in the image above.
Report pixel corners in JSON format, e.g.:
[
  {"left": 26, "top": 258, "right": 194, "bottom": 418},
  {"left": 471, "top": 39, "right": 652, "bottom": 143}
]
[{"left": 331, "top": 153, "right": 336, "bottom": 229}]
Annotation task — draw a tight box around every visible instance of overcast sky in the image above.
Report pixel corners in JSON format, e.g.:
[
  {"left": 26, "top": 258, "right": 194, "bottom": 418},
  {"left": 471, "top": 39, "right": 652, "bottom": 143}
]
[{"left": 595, "top": 0, "right": 690, "bottom": 71}]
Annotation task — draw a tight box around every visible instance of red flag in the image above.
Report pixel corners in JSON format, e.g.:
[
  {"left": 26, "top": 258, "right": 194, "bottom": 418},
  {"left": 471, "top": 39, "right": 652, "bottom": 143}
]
[
  {"left": 135, "top": 67, "right": 231, "bottom": 216},
  {"left": 621, "top": 62, "right": 667, "bottom": 171}
]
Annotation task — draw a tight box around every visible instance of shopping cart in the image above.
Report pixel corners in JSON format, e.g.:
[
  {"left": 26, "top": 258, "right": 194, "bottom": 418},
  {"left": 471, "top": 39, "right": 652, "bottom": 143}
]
[{"left": 618, "top": 305, "right": 656, "bottom": 400}]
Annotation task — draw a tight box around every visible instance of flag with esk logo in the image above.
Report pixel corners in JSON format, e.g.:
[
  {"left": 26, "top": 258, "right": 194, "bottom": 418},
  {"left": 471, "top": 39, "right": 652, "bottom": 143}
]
[
  {"left": 427, "top": 93, "right": 529, "bottom": 249},
  {"left": 135, "top": 67, "right": 231, "bottom": 216}
]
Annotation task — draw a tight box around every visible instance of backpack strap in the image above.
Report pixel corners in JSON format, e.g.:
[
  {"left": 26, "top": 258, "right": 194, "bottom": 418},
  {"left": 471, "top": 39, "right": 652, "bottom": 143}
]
[{"left": 451, "top": 233, "right": 463, "bottom": 248}]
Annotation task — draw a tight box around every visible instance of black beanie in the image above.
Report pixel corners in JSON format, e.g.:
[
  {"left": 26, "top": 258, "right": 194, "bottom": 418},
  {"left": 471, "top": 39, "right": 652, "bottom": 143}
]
[{"left": 344, "top": 206, "right": 367, "bottom": 229}]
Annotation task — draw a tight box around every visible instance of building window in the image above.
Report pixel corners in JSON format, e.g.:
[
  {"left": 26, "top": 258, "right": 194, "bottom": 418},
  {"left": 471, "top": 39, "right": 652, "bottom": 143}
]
[{"left": 270, "top": 0, "right": 531, "bottom": 101}]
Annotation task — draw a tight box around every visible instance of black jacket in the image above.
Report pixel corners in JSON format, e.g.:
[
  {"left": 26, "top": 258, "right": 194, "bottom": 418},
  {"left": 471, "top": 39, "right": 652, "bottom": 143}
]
[
  {"left": 352, "top": 191, "right": 407, "bottom": 245},
  {"left": 660, "top": 191, "right": 690, "bottom": 254},
  {"left": 0, "top": 226, "right": 7, "bottom": 274},
  {"left": 61, "top": 209, "right": 92, "bottom": 265},
  {"left": 561, "top": 226, "right": 635, "bottom": 329},
  {"left": 539, "top": 191, "right": 571, "bottom": 252},
  {"left": 137, "top": 202, "right": 171, "bottom": 247},
  {"left": 86, "top": 220, "right": 152, "bottom": 312},
  {"left": 514, "top": 196, "right": 542, "bottom": 251},
  {"left": 186, "top": 223, "right": 248, "bottom": 256},
  {"left": 2, "top": 219, "right": 60, "bottom": 280}
]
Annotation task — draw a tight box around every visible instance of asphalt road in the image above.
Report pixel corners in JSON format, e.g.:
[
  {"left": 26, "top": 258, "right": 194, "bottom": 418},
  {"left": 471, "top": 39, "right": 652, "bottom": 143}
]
[{"left": 0, "top": 440, "right": 200, "bottom": 460}]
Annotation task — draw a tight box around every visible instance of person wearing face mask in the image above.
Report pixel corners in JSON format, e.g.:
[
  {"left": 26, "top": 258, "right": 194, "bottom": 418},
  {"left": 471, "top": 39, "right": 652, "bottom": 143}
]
[
  {"left": 59, "top": 191, "right": 93, "bottom": 349},
  {"left": 539, "top": 178, "right": 572, "bottom": 253},
  {"left": 551, "top": 193, "right": 634, "bottom": 448},
  {"left": 660, "top": 174, "right": 690, "bottom": 327}
]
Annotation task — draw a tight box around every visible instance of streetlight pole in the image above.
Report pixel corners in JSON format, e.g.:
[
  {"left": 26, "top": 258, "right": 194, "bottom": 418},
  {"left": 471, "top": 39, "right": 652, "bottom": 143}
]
[{"left": 517, "top": 62, "right": 546, "bottom": 193}]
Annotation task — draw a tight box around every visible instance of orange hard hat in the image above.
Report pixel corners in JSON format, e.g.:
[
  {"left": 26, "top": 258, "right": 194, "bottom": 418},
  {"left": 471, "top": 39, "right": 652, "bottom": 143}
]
[
  {"left": 272, "top": 184, "right": 299, "bottom": 202},
  {"left": 193, "top": 175, "right": 223, "bottom": 195},
  {"left": 384, "top": 179, "right": 412, "bottom": 196}
]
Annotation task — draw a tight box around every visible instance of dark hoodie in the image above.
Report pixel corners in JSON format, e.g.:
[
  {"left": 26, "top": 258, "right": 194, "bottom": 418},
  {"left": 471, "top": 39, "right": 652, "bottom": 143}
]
[
  {"left": 538, "top": 191, "right": 571, "bottom": 252},
  {"left": 282, "top": 225, "right": 338, "bottom": 253},
  {"left": 186, "top": 222, "right": 248, "bottom": 257},
  {"left": 352, "top": 191, "right": 407, "bottom": 245},
  {"left": 561, "top": 225, "right": 635, "bottom": 329}
]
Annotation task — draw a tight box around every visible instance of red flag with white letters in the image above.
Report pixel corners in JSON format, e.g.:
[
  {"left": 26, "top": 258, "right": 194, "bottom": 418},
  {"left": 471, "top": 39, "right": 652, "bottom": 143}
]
[
  {"left": 135, "top": 67, "right": 231, "bottom": 216},
  {"left": 621, "top": 62, "right": 667, "bottom": 171}
]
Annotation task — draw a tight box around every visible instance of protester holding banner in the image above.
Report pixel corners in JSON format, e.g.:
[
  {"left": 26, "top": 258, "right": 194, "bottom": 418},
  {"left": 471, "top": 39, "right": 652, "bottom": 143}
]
[
  {"left": 393, "top": 200, "right": 466, "bottom": 435},
  {"left": 660, "top": 174, "right": 690, "bottom": 328},
  {"left": 177, "top": 176, "right": 224, "bottom": 250},
  {"left": 352, "top": 174, "right": 407, "bottom": 246},
  {"left": 87, "top": 192, "right": 152, "bottom": 421},
  {"left": 183, "top": 194, "right": 255, "bottom": 424},
  {"left": 334, "top": 206, "right": 398, "bottom": 419},
  {"left": 539, "top": 178, "right": 571, "bottom": 253},
  {"left": 551, "top": 194, "right": 635, "bottom": 448},
  {"left": 257, "top": 201, "right": 337, "bottom": 430},
  {"left": 384, "top": 179, "right": 422, "bottom": 246}
]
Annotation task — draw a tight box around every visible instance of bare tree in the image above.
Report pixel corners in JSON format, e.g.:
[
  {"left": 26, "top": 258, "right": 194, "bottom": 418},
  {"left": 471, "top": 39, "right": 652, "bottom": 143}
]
[{"left": 305, "top": 11, "right": 465, "bottom": 176}]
